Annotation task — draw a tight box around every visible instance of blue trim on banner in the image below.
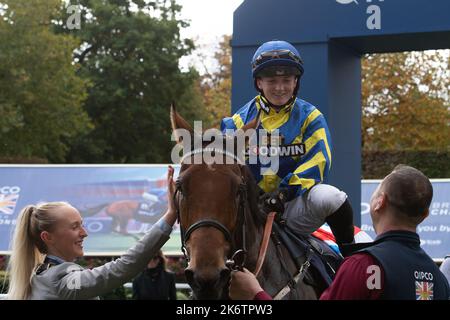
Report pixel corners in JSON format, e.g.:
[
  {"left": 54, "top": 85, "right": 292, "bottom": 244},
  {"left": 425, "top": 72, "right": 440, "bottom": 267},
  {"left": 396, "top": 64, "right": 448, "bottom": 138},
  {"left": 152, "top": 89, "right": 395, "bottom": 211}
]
[{"left": 1, "top": 166, "right": 448, "bottom": 258}]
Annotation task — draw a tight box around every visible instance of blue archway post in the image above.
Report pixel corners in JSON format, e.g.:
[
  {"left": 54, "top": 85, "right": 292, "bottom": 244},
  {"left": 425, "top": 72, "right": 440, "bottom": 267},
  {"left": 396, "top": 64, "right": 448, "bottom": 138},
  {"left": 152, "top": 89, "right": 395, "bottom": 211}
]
[{"left": 231, "top": 0, "right": 450, "bottom": 226}]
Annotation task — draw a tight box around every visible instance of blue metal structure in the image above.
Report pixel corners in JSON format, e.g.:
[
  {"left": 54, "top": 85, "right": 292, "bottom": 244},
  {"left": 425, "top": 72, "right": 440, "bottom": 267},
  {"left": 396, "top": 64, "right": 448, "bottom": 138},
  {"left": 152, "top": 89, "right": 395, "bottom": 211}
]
[{"left": 232, "top": 0, "right": 450, "bottom": 225}]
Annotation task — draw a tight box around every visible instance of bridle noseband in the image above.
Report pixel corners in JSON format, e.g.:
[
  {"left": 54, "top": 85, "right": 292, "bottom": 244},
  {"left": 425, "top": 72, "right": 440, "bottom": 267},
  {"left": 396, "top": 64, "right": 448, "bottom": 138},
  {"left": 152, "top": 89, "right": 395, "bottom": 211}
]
[{"left": 174, "top": 148, "right": 248, "bottom": 271}]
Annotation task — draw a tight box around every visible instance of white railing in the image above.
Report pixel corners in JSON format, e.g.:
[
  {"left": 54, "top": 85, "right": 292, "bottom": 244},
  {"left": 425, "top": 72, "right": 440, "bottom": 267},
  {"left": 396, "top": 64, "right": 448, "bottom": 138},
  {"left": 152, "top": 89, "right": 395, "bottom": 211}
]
[{"left": 123, "top": 282, "right": 191, "bottom": 290}]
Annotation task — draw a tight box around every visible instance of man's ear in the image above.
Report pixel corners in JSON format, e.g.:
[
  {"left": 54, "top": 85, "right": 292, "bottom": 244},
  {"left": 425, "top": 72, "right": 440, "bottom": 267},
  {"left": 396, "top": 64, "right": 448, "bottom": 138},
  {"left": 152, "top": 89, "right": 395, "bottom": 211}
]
[
  {"left": 423, "top": 208, "right": 430, "bottom": 219},
  {"left": 374, "top": 192, "right": 387, "bottom": 212},
  {"left": 418, "top": 208, "right": 430, "bottom": 224},
  {"left": 256, "top": 78, "right": 263, "bottom": 91}
]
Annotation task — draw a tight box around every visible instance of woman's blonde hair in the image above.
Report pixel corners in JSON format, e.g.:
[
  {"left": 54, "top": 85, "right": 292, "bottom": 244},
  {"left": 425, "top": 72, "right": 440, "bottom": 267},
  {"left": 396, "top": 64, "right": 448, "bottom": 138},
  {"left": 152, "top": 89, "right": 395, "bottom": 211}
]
[{"left": 6, "top": 202, "right": 70, "bottom": 299}]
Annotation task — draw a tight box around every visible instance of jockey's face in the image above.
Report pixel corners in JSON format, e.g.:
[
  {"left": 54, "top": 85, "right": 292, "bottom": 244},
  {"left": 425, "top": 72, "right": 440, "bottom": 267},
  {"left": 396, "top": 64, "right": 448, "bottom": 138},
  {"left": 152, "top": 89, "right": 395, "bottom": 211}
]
[
  {"left": 41, "top": 205, "right": 88, "bottom": 261},
  {"left": 256, "top": 75, "right": 297, "bottom": 108}
]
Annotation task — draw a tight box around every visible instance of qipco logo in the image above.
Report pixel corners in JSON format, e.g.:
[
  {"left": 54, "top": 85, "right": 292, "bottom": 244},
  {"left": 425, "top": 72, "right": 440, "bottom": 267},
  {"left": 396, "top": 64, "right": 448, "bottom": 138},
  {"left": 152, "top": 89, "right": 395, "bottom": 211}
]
[
  {"left": 0, "top": 186, "right": 21, "bottom": 194},
  {"left": 336, "top": 0, "right": 384, "bottom": 30}
]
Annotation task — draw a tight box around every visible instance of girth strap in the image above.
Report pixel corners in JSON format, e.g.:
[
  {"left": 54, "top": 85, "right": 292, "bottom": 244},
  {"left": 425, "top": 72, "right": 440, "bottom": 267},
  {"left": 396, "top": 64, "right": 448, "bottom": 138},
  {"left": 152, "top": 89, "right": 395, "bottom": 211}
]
[{"left": 273, "top": 249, "right": 312, "bottom": 300}]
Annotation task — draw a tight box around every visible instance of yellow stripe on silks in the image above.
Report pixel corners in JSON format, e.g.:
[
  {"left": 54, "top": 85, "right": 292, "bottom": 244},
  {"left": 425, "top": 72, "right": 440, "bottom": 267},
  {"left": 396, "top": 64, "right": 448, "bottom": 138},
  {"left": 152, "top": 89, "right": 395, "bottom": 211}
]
[
  {"left": 260, "top": 108, "right": 291, "bottom": 133},
  {"left": 288, "top": 176, "right": 316, "bottom": 190},
  {"left": 291, "top": 134, "right": 303, "bottom": 145},
  {"left": 293, "top": 151, "right": 327, "bottom": 180},
  {"left": 303, "top": 128, "right": 332, "bottom": 166},
  {"left": 258, "top": 173, "right": 282, "bottom": 193},
  {"left": 301, "top": 109, "right": 322, "bottom": 136},
  {"left": 232, "top": 114, "right": 244, "bottom": 129},
  {"left": 290, "top": 134, "right": 303, "bottom": 163}
]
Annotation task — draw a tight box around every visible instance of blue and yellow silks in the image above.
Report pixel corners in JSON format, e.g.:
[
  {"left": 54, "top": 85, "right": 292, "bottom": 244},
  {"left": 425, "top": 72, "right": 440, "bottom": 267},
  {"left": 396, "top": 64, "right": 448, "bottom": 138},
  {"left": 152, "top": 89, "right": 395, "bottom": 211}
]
[{"left": 221, "top": 95, "right": 332, "bottom": 201}]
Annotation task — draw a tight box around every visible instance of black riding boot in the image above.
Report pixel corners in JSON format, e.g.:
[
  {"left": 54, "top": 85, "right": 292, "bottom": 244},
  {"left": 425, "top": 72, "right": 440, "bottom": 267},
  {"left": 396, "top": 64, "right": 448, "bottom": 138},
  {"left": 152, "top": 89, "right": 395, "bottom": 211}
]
[{"left": 325, "top": 199, "right": 355, "bottom": 248}]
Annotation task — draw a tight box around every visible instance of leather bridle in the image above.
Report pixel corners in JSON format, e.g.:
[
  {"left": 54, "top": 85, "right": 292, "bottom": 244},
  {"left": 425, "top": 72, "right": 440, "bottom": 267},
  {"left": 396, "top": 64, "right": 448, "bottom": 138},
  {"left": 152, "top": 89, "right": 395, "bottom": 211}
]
[{"left": 174, "top": 148, "right": 249, "bottom": 270}]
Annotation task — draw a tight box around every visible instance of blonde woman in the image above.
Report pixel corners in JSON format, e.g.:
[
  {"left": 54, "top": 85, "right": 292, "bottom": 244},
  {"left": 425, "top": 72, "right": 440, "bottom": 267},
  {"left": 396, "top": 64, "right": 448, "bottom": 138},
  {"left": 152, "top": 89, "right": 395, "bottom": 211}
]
[{"left": 7, "top": 166, "right": 177, "bottom": 300}]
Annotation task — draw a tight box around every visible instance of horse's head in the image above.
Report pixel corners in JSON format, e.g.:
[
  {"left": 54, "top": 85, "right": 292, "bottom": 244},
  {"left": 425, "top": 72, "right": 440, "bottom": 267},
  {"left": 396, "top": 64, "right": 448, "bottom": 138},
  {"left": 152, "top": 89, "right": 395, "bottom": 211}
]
[{"left": 170, "top": 105, "right": 261, "bottom": 300}]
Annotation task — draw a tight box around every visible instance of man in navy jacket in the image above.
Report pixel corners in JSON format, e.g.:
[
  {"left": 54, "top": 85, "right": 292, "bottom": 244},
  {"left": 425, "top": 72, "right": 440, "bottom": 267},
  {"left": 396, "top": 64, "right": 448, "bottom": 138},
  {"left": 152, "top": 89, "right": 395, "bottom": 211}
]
[{"left": 230, "top": 165, "right": 450, "bottom": 300}]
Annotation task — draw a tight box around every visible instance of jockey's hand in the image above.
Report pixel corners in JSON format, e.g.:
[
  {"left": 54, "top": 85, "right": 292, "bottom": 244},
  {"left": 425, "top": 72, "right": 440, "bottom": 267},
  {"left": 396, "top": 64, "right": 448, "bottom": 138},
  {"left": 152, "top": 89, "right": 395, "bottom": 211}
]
[
  {"left": 229, "top": 268, "right": 264, "bottom": 300},
  {"left": 260, "top": 188, "right": 289, "bottom": 215}
]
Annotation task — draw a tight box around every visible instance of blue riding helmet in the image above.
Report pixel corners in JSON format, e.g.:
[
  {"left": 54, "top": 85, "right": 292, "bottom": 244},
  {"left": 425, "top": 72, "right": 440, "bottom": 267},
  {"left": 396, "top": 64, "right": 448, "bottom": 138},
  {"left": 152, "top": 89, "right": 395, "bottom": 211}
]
[{"left": 251, "top": 40, "right": 304, "bottom": 78}]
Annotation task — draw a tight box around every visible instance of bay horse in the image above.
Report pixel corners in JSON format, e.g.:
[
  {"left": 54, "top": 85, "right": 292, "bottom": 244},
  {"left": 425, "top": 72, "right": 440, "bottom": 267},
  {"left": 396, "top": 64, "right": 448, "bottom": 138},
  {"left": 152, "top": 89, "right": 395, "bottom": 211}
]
[{"left": 171, "top": 106, "right": 319, "bottom": 300}]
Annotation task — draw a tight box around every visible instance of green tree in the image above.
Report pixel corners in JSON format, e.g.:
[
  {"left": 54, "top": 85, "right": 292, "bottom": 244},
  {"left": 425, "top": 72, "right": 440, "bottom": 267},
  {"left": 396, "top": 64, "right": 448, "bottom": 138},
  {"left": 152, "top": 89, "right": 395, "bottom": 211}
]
[
  {"left": 0, "top": 0, "right": 91, "bottom": 162},
  {"left": 199, "top": 35, "right": 232, "bottom": 128},
  {"left": 362, "top": 51, "right": 450, "bottom": 152},
  {"left": 60, "top": 0, "right": 206, "bottom": 163}
]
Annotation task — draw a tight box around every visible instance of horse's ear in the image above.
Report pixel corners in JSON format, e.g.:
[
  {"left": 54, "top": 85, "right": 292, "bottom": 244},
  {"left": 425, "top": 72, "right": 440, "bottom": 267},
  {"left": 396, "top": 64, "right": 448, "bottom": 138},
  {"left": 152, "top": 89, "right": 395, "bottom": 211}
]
[
  {"left": 240, "top": 110, "right": 260, "bottom": 132},
  {"left": 171, "top": 103, "right": 194, "bottom": 143},
  {"left": 234, "top": 111, "right": 260, "bottom": 151}
]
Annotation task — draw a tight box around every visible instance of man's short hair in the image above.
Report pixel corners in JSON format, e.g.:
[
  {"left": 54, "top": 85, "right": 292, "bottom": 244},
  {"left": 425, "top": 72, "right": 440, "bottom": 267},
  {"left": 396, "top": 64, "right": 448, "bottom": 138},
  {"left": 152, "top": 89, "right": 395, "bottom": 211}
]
[{"left": 381, "top": 164, "right": 433, "bottom": 224}]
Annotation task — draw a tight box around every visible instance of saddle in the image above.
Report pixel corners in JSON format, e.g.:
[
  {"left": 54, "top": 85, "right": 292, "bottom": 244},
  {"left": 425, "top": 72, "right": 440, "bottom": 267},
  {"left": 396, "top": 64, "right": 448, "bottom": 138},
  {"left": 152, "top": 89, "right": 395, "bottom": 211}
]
[{"left": 271, "top": 222, "right": 343, "bottom": 293}]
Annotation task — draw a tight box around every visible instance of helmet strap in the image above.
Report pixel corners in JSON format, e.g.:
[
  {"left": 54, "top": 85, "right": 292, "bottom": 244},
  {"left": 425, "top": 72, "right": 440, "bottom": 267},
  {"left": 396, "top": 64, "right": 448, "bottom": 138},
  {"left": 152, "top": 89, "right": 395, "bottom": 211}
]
[
  {"left": 293, "top": 75, "right": 300, "bottom": 96},
  {"left": 255, "top": 76, "right": 300, "bottom": 112},
  {"left": 258, "top": 94, "right": 296, "bottom": 113}
]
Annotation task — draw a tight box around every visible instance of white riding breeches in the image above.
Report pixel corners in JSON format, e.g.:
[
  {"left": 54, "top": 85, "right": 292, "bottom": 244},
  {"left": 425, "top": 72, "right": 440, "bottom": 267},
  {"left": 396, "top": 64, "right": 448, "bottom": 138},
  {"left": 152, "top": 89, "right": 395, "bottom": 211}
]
[{"left": 283, "top": 183, "right": 347, "bottom": 235}]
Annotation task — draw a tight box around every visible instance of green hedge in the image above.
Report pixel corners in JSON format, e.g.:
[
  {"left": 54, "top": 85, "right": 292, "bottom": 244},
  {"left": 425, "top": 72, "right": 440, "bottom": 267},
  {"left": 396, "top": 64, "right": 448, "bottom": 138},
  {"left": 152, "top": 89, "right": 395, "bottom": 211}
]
[
  {"left": 362, "top": 151, "right": 450, "bottom": 179},
  {"left": 0, "top": 156, "right": 48, "bottom": 164},
  {"left": 0, "top": 271, "right": 9, "bottom": 294}
]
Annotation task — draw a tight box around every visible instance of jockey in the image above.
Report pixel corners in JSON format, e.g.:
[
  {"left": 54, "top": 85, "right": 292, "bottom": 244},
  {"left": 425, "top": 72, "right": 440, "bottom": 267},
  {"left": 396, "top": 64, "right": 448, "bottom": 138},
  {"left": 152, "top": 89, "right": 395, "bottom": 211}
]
[{"left": 221, "top": 40, "right": 354, "bottom": 249}]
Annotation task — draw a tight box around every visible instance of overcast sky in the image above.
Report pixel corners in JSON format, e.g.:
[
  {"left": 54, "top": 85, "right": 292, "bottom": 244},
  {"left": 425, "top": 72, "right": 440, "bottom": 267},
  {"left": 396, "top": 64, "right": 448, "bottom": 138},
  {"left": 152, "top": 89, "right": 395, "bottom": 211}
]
[{"left": 176, "top": 0, "right": 244, "bottom": 73}]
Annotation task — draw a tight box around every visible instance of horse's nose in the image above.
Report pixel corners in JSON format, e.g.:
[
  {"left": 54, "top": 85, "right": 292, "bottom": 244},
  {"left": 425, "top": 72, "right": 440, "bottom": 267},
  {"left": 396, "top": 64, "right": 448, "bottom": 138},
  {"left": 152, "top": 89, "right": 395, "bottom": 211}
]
[{"left": 185, "top": 267, "right": 230, "bottom": 297}]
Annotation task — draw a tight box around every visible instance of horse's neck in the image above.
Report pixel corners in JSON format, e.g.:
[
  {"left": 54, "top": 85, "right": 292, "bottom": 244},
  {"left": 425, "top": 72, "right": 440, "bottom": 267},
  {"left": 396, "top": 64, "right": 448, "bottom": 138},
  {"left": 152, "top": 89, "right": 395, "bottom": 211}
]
[
  {"left": 255, "top": 226, "right": 318, "bottom": 300},
  {"left": 257, "top": 232, "right": 292, "bottom": 289},
  {"left": 246, "top": 222, "right": 265, "bottom": 273}
]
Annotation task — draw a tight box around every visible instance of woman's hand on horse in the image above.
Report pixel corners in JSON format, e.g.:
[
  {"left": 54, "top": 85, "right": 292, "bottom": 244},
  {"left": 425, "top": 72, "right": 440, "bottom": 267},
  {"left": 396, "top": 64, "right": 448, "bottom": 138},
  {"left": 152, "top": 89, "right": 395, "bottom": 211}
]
[
  {"left": 163, "top": 165, "right": 177, "bottom": 226},
  {"left": 229, "top": 268, "right": 264, "bottom": 300}
]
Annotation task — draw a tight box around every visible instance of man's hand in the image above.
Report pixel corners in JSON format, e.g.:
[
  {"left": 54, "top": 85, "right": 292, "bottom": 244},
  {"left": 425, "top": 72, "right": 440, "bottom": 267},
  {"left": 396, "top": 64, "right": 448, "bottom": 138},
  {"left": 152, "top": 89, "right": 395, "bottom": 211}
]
[
  {"left": 229, "top": 268, "right": 264, "bottom": 300},
  {"left": 260, "top": 188, "right": 289, "bottom": 215}
]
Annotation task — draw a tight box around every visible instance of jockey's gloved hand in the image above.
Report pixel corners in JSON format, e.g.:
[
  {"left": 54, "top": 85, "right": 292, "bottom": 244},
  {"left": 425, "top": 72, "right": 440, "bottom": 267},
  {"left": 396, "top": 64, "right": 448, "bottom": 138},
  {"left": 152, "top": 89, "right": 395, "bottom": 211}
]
[{"left": 260, "top": 188, "right": 289, "bottom": 215}]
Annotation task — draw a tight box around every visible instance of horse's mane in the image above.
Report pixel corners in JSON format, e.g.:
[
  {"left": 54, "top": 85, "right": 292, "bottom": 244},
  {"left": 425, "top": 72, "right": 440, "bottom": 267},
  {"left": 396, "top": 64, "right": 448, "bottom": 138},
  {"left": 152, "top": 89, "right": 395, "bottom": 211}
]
[{"left": 194, "top": 137, "right": 267, "bottom": 228}]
